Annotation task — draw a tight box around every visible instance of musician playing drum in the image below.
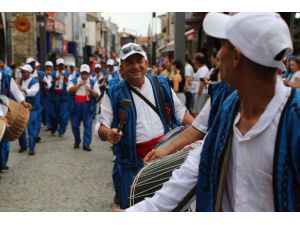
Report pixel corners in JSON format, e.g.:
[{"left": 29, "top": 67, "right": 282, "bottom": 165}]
[
  {"left": 0, "top": 64, "right": 31, "bottom": 173},
  {"left": 95, "top": 43, "right": 194, "bottom": 209},
  {"left": 122, "top": 13, "right": 300, "bottom": 212}
]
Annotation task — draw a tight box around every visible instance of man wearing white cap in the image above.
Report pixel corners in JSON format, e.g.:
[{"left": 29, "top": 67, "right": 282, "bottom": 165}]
[
  {"left": 102, "top": 59, "right": 120, "bottom": 88},
  {"left": 67, "top": 64, "right": 100, "bottom": 151},
  {"left": 48, "top": 58, "right": 70, "bottom": 136},
  {"left": 42, "top": 61, "right": 54, "bottom": 131},
  {"left": 0, "top": 64, "right": 31, "bottom": 172},
  {"left": 90, "top": 63, "right": 102, "bottom": 82},
  {"left": 123, "top": 13, "right": 300, "bottom": 212},
  {"left": 26, "top": 57, "right": 38, "bottom": 78},
  {"left": 67, "top": 62, "right": 80, "bottom": 82},
  {"left": 18, "top": 64, "right": 40, "bottom": 156},
  {"left": 96, "top": 42, "right": 194, "bottom": 208}
]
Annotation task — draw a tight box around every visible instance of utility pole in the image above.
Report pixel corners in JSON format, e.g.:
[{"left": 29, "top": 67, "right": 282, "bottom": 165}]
[
  {"left": 152, "top": 12, "right": 156, "bottom": 66},
  {"left": 5, "top": 13, "right": 13, "bottom": 64},
  {"left": 174, "top": 12, "right": 185, "bottom": 63},
  {"left": 37, "top": 13, "right": 47, "bottom": 70}
]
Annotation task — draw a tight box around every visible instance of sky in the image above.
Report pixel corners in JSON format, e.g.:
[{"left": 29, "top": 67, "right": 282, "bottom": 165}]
[{"left": 102, "top": 12, "right": 163, "bottom": 37}]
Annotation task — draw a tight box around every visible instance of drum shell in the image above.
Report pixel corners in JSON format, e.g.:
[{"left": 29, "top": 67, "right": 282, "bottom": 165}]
[{"left": 3, "top": 98, "right": 29, "bottom": 141}]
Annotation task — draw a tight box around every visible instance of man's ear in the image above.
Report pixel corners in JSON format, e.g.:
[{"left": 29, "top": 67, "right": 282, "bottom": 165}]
[{"left": 233, "top": 48, "right": 243, "bottom": 67}]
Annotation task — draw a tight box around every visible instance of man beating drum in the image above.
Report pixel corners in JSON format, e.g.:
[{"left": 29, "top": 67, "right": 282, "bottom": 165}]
[
  {"left": 95, "top": 43, "right": 194, "bottom": 209},
  {"left": 0, "top": 65, "right": 31, "bottom": 173},
  {"left": 122, "top": 13, "right": 300, "bottom": 212}
]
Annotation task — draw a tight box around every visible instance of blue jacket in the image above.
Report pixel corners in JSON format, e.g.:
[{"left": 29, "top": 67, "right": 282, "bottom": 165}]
[
  {"left": 19, "top": 78, "right": 40, "bottom": 112},
  {"left": 108, "top": 75, "right": 179, "bottom": 167},
  {"left": 107, "top": 70, "right": 120, "bottom": 87},
  {"left": 69, "top": 77, "right": 98, "bottom": 113},
  {"left": 0, "top": 71, "right": 12, "bottom": 97},
  {"left": 195, "top": 89, "right": 300, "bottom": 212}
]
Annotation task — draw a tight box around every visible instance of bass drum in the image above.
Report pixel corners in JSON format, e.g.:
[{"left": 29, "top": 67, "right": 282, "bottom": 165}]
[{"left": 129, "top": 126, "right": 202, "bottom": 209}]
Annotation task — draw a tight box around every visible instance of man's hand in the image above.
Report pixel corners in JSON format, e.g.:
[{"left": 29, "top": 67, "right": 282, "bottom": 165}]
[
  {"left": 21, "top": 101, "right": 32, "bottom": 111},
  {"left": 112, "top": 208, "right": 125, "bottom": 212},
  {"left": 107, "top": 128, "right": 123, "bottom": 144},
  {"left": 283, "top": 79, "right": 290, "bottom": 86},
  {"left": 143, "top": 149, "right": 168, "bottom": 165},
  {"left": 85, "top": 85, "right": 92, "bottom": 92}
]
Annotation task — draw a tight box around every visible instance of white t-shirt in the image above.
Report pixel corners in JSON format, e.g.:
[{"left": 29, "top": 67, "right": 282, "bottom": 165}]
[
  {"left": 95, "top": 76, "right": 187, "bottom": 143},
  {"left": 191, "top": 65, "right": 209, "bottom": 93},
  {"left": 126, "top": 78, "right": 292, "bottom": 212},
  {"left": 290, "top": 71, "right": 300, "bottom": 83},
  {"left": 192, "top": 98, "right": 211, "bottom": 133}
]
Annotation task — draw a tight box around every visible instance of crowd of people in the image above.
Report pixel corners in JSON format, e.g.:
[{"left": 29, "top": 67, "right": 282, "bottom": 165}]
[{"left": 0, "top": 12, "right": 300, "bottom": 212}]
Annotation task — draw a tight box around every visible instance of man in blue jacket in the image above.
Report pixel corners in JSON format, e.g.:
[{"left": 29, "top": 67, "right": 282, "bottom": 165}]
[
  {"left": 124, "top": 13, "right": 300, "bottom": 212},
  {"left": 96, "top": 43, "right": 194, "bottom": 209}
]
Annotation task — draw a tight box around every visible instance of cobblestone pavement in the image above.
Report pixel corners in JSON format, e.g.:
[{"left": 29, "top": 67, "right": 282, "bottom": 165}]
[{"left": 0, "top": 122, "right": 116, "bottom": 212}]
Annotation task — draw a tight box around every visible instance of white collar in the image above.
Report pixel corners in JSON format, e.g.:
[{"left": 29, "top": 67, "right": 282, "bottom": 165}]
[{"left": 233, "top": 77, "right": 292, "bottom": 141}]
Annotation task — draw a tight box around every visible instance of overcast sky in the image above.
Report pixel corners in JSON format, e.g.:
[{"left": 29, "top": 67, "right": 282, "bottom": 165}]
[{"left": 102, "top": 12, "right": 163, "bottom": 36}]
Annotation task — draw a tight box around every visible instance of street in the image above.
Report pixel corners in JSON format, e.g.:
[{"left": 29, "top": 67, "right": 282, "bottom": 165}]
[{"left": 0, "top": 122, "right": 115, "bottom": 212}]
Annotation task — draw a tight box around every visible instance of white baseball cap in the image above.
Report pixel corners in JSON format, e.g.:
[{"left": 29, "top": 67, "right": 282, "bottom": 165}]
[
  {"left": 35, "top": 61, "right": 40, "bottom": 67},
  {"left": 80, "top": 64, "right": 90, "bottom": 73},
  {"left": 203, "top": 12, "right": 293, "bottom": 71},
  {"left": 120, "top": 43, "right": 147, "bottom": 61},
  {"left": 20, "top": 64, "right": 33, "bottom": 73},
  {"left": 106, "top": 59, "right": 115, "bottom": 66},
  {"left": 56, "top": 58, "right": 65, "bottom": 65},
  {"left": 26, "top": 57, "right": 35, "bottom": 64},
  {"left": 95, "top": 63, "right": 101, "bottom": 69},
  {"left": 69, "top": 62, "right": 75, "bottom": 67},
  {"left": 45, "top": 61, "right": 53, "bottom": 67}
]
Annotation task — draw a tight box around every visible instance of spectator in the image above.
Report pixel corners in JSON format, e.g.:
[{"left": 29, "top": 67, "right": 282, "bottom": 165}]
[
  {"left": 184, "top": 55, "right": 195, "bottom": 115},
  {"left": 283, "top": 55, "right": 300, "bottom": 88},
  {"left": 169, "top": 59, "right": 186, "bottom": 104}
]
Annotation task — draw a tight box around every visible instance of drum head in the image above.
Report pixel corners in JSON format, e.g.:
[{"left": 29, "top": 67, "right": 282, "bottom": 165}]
[
  {"left": 0, "top": 118, "right": 6, "bottom": 141},
  {"left": 0, "top": 95, "right": 9, "bottom": 117},
  {"left": 154, "top": 126, "right": 189, "bottom": 151}
]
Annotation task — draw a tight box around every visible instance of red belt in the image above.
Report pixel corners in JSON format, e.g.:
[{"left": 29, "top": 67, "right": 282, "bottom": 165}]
[
  {"left": 136, "top": 134, "right": 164, "bottom": 158},
  {"left": 74, "top": 95, "right": 90, "bottom": 103},
  {"left": 55, "top": 89, "right": 62, "bottom": 94}
]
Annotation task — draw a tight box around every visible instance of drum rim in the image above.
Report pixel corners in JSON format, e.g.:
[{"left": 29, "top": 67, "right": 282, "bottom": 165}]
[{"left": 0, "top": 95, "right": 9, "bottom": 117}]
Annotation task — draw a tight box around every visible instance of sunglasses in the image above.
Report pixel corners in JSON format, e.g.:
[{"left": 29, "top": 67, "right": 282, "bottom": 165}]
[{"left": 121, "top": 45, "right": 143, "bottom": 57}]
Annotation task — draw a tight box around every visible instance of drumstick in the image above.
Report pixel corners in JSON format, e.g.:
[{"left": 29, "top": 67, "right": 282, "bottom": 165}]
[{"left": 118, "top": 99, "right": 131, "bottom": 132}]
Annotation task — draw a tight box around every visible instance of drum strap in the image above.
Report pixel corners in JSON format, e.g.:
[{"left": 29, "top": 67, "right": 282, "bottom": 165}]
[{"left": 172, "top": 186, "right": 196, "bottom": 212}]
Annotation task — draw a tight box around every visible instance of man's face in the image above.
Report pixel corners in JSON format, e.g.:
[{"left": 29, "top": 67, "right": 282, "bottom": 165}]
[
  {"left": 46, "top": 66, "right": 53, "bottom": 73},
  {"left": 30, "top": 62, "right": 35, "bottom": 72},
  {"left": 81, "top": 72, "right": 89, "bottom": 81},
  {"left": 58, "top": 64, "right": 64, "bottom": 71},
  {"left": 108, "top": 65, "right": 114, "bottom": 71},
  {"left": 290, "top": 60, "right": 300, "bottom": 73},
  {"left": 70, "top": 66, "right": 75, "bottom": 72},
  {"left": 121, "top": 54, "right": 147, "bottom": 83},
  {"left": 95, "top": 68, "right": 101, "bottom": 73},
  {"left": 21, "top": 70, "right": 31, "bottom": 80},
  {"left": 218, "top": 40, "right": 235, "bottom": 84}
]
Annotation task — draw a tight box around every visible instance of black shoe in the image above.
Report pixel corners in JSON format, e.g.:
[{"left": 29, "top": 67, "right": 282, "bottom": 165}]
[
  {"left": 113, "top": 193, "right": 120, "bottom": 205},
  {"left": 35, "top": 136, "right": 41, "bottom": 143},
  {"left": 1, "top": 165, "right": 9, "bottom": 170},
  {"left": 51, "top": 129, "right": 56, "bottom": 135},
  {"left": 58, "top": 133, "right": 64, "bottom": 137},
  {"left": 83, "top": 146, "right": 92, "bottom": 151},
  {"left": 29, "top": 149, "right": 35, "bottom": 156},
  {"left": 74, "top": 143, "right": 80, "bottom": 149},
  {"left": 19, "top": 148, "right": 27, "bottom": 153},
  {"left": 45, "top": 128, "right": 51, "bottom": 132}
]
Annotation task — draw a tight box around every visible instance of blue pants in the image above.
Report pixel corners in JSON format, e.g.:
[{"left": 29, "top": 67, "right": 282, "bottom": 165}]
[
  {"left": 112, "top": 161, "right": 121, "bottom": 194},
  {"left": 70, "top": 102, "right": 93, "bottom": 146},
  {"left": 0, "top": 140, "right": 10, "bottom": 167},
  {"left": 49, "top": 95, "right": 69, "bottom": 135},
  {"left": 19, "top": 110, "right": 38, "bottom": 150},
  {"left": 44, "top": 95, "right": 52, "bottom": 129},
  {"left": 36, "top": 104, "right": 43, "bottom": 137},
  {"left": 119, "top": 159, "right": 144, "bottom": 209}
]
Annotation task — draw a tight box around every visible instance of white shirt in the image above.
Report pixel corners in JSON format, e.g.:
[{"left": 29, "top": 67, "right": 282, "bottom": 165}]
[
  {"left": 95, "top": 76, "right": 187, "bottom": 143},
  {"left": 21, "top": 77, "right": 40, "bottom": 97},
  {"left": 191, "top": 65, "right": 209, "bottom": 93},
  {"left": 43, "top": 73, "right": 53, "bottom": 89},
  {"left": 54, "top": 70, "right": 66, "bottom": 90},
  {"left": 290, "top": 71, "right": 300, "bottom": 83},
  {"left": 0, "top": 74, "right": 25, "bottom": 103},
  {"left": 126, "top": 78, "right": 291, "bottom": 212},
  {"left": 192, "top": 97, "right": 211, "bottom": 133},
  {"left": 67, "top": 77, "right": 100, "bottom": 97},
  {"left": 68, "top": 71, "right": 77, "bottom": 82},
  {"left": 31, "top": 70, "right": 38, "bottom": 78}
]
